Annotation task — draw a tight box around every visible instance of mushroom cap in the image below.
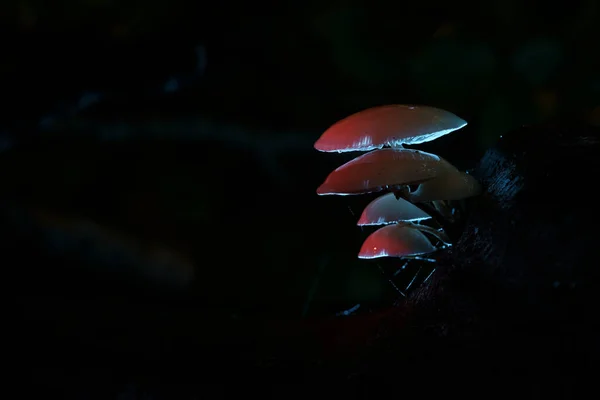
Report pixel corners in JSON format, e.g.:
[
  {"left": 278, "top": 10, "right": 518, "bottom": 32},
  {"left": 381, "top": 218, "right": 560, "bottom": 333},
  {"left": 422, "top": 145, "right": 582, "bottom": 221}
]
[
  {"left": 314, "top": 104, "right": 467, "bottom": 153},
  {"left": 357, "top": 192, "right": 432, "bottom": 226},
  {"left": 317, "top": 148, "right": 456, "bottom": 195},
  {"left": 408, "top": 171, "right": 482, "bottom": 202},
  {"left": 358, "top": 224, "right": 437, "bottom": 259}
]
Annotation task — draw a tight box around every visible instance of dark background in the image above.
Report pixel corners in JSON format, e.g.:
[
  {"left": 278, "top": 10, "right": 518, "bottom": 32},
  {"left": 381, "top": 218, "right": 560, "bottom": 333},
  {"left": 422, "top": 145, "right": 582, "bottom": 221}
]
[{"left": 1, "top": 1, "right": 599, "bottom": 398}]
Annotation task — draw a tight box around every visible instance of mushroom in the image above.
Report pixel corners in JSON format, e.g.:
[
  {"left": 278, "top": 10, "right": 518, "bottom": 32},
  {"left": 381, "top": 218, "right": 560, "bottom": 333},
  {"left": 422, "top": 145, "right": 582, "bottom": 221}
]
[
  {"left": 357, "top": 192, "right": 432, "bottom": 226},
  {"left": 316, "top": 148, "right": 458, "bottom": 195},
  {"left": 358, "top": 224, "right": 437, "bottom": 259},
  {"left": 314, "top": 104, "right": 467, "bottom": 153},
  {"left": 315, "top": 104, "right": 480, "bottom": 291}
]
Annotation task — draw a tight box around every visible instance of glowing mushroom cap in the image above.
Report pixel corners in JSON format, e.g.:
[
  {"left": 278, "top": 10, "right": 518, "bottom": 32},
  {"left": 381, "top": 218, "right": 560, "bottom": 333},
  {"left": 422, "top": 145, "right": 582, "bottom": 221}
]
[
  {"left": 358, "top": 224, "right": 436, "bottom": 259},
  {"left": 357, "top": 192, "right": 432, "bottom": 226},
  {"left": 317, "top": 148, "right": 456, "bottom": 195},
  {"left": 314, "top": 105, "right": 467, "bottom": 153},
  {"left": 408, "top": 171, "right": 482, "bottom": 203}
]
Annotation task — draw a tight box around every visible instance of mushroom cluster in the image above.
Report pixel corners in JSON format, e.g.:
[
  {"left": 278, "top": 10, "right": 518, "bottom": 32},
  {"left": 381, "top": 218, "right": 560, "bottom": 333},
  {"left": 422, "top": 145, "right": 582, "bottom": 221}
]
[{"left": 315, "top": 105, "right": 481, "bottom": 281}]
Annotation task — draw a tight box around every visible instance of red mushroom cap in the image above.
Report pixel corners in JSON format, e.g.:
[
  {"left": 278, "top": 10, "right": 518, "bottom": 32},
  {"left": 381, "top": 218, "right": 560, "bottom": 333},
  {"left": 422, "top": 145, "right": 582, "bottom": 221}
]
[
  {"left": 317, "top": 148, "right": 454, "bottom": 196},
  {"left": 358, "top": 224, "right": 436, "bottom": 259},
  {"left": 314, "top": 105, "right": 467, "bottom": 153}
]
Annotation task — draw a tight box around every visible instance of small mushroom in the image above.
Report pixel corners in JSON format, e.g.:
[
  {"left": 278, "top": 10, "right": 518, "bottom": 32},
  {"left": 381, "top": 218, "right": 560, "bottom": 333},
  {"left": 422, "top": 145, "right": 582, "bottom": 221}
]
[
  {"left": 358, "top": 224, "right": 437, "bottom": 259},
  {"left": 357, "top": 192, "right": 432, "bottom": 226},
  {"left": 317, "top": 148, "right": 459, "bottom": 195},
  {"left": 408, "top": 171, "right": 482, "bottom": 203},
  {"left": 314, "top": 104, "right": 467, "bottom": 153}
]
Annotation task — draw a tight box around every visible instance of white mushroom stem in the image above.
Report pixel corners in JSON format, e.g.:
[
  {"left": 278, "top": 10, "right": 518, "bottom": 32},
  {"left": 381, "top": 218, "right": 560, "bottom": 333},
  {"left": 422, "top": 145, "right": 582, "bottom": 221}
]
[
  {"left": 393, "top": 192, "right": 467, "bottom": 243},
  {"left": 423, "top": 268, "right": 436, "bottom": 283},
  {"left": 399, "top": 255, "right": 438, "bottom": 263},
  {"left": 405, "top": 222, "right": 452, "bottom": 247}
]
